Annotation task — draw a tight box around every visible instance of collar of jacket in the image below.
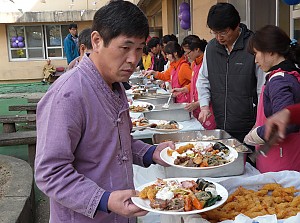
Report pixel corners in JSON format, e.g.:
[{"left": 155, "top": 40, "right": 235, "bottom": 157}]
[
  {"left": 170, "top": 56, "right": 187, "bottom": 69},
  {"left": 213, "top": 23, "right": 253, "bottom": 54},
  {"left": 194, "top": 54, "right": 204, "bottom": 66}
]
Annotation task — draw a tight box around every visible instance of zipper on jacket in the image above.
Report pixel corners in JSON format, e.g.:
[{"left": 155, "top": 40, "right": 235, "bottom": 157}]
[{"left": 224, "top": 57, "right": 229, "bottom": 130}]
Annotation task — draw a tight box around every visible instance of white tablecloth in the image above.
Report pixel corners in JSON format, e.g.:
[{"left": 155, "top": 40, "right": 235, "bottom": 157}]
[{"left": 134, "top": 163, "right": 261, "bottom": 223}]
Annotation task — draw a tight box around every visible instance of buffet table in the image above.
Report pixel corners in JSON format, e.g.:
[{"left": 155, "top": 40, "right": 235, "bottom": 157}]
[{"left": 134, "top": 163, "right": 261, "bottom": 223}]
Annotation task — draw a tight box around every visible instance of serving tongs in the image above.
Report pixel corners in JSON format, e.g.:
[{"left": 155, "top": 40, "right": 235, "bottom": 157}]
[
  {"left": 162, "top": 93, "right": 173, "bottom": 109},
  {"left": 248, "top": 128, "right": 279, "bottom": 163}
]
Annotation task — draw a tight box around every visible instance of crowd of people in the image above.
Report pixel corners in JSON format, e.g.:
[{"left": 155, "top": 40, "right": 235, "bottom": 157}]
[{"left": 34, "top": 1, "right": 300, "bottom": 222}]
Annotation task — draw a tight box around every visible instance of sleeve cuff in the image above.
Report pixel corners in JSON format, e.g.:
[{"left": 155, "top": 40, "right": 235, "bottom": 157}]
[
  {"left": 143, "top": 145, "right": 157, "bottom": 167},
  {"left": 97, "top": 191, "right": 111, "bottom": 213}
]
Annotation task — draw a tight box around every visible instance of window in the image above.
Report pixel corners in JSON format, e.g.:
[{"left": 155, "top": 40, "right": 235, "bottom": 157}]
[{"left": 7, "top": 24, "right": 70, "bottom": 61}]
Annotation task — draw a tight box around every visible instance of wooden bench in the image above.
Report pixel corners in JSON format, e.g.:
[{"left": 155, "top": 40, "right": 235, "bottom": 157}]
[
  {"left": 9, "top": 104, "right": 37, "bottom": 114},
  {"left": 0, "top": 114, "right": 36, "bottom": 133},
  {"left": 27, "top": 98, "right": 41, "bottom": 103},
  {"left": 0, "top": 131, "right": 36, "bottom": 168}
]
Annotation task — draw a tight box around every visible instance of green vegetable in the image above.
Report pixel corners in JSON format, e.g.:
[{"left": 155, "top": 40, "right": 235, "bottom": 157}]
[{"left": 204, "top": 195, "right": 222, "bottom": 207}]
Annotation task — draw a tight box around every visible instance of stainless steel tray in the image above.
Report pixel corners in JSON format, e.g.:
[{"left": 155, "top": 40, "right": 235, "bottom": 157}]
[
  {"left": 134, "top": 94, "right": 174, "bottom": 105},
  {"left": 143, "top": 103, "right": 191, "bottom": 121},
  {"left": 152, "top": 130, "right": 251, "bottom": 177}
]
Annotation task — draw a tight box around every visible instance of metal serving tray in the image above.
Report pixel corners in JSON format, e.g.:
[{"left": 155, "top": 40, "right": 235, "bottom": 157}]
[
  {"left": 134, "top": 94, "right": 174, "bottom": 105},
  {"left": 152, "top": 130, "right": 252, "bottom": 178},
  {"left": 143, "top": 103, "right": 191, "bottom": 122}
]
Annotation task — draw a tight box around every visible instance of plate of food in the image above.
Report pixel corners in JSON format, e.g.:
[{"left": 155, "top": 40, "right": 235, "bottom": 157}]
[
  {"left": 160, "top": 141, "right": 238, "bottom": 170},
  {"left": 147, "top": 120, "right": 183, "bottom": 132},
  {"left": 131, "top": 117, "right": 151, "bottom": 131},
  {"left": 129, "top": 101, "right": 155, "bottom": 113},
  {"left": 131, "top": 178, "right": 228, "bottom": 215}
]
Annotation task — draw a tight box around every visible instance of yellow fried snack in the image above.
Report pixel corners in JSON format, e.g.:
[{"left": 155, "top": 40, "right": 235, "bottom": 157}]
[
  {"left": 203, "top": 183, "right": 300, "bottom": 222},
  {"left": 176, "top": 143, "right": 194, "bottom": 154},
  {"left": 138, "top": 185, "right": 158, "bottom": 202}
]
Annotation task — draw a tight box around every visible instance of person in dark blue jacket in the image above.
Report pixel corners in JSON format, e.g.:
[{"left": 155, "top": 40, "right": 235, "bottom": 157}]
[{"left": 64, "top": 23, "right": 79, "bottom": 64}]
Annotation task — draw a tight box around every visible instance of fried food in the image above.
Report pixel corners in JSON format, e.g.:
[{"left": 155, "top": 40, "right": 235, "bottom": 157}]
[{"left": 203, "top": 183, "right": 300, "bottom": 222}]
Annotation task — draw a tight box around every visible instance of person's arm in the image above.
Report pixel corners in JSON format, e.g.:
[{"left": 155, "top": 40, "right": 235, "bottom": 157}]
[
  {"left": 287, "top": 104, "right": 300, "bottom": 124},
  {"left": 154, "top": 67, "right": 171, "bottom": 81},
  {"left": 177, "top": 62, "right": 192, "bottom": 87},
  {"left": 196, "top": 50, "right": 210, "bottom": 107},
  {"left": 64, "top": 37, "right": 73, "bottom": 64},
  {"left": 245, "top": 75, "right": 297, "bottom": 145}
]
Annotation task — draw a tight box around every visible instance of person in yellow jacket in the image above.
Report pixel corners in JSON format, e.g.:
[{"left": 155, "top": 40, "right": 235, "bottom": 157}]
[{"left": 141, "top": 45, "right": 152, "bottom": 70}]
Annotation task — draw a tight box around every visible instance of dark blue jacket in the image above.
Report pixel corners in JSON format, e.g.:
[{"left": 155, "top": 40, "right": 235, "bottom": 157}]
[{"left": 64, "top": 33, "right": 79, "bottom": 64}]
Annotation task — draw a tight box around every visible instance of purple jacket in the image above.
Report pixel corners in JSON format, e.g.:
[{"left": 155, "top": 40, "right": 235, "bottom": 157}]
[
  {"left": 35, "top": 55, "right": 152, "bottom": 223},
  {"left": 257, "top": 70, "right": 300, "bottom": 138}
]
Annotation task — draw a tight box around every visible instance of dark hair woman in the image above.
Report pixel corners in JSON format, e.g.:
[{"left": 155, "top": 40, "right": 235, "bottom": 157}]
[
  {"left": 244, "top": 25, "right": 300, "bottom": 173},
  {"left": 143, "top": 41, "right": 192, "bottom": 103}
]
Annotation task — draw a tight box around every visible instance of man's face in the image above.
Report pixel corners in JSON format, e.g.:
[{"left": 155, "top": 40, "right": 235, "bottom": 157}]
[
  {"left": 69, "top": 27, "right": 77, "bottom": 36},
  {"left": 150, "top": 44, "right": 160, "bottom": 55},
  {"left": 211, "top": 26, "right": 239, "bottom": 46},
  {"left": 90, "top": 33, "right": 145, "bottom": 87}
]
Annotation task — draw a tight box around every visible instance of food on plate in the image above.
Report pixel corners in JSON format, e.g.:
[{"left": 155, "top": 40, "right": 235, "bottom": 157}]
[
  {"left": 201, "top": 135, "right": 218, "bottom": 140},
  {"left": 149, "top": 120, "right": 179, "bottom": 129},
  {"left": 129, "top": 104, "right": 153, "bottom": 112},
  {"left": 167, "top": 142, "right": 231, "bottom": 167},
  {"left": 131, "top": 117, "right": 149, "bottom": 127},
  {"left": 202, "top": 183, "right": 300, "bottom": 222},
  {"left": 138, "top": 178, "right": 222, "bottom": 212}
]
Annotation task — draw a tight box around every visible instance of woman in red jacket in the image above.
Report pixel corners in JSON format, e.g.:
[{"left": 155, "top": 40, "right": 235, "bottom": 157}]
[{"left": 143, "top": 41, "right": 192, "bottom": 103}]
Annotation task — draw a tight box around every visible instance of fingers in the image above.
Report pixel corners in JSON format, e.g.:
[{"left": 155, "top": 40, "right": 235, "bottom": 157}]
[{"left": 108, "top": 190, "right": 148, "bottom": 218}]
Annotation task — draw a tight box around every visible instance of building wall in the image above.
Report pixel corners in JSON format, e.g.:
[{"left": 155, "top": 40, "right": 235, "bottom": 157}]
[
  {"left": 0, "top": 21, "right": 91, "bottom": 83},
  {"left": 192, "top": 0, "right": 218, "bottom": 41}
]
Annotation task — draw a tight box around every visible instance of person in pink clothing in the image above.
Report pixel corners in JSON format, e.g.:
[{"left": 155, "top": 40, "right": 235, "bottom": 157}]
[
  {"left": 244, "top": 25, "right": 300, "bottom": 173},
  {"left": 172, "top": 35, "right": 216, "bottom": 129},
  {"left": 143, "top": 41, "right": 192, "bottom": 103}
]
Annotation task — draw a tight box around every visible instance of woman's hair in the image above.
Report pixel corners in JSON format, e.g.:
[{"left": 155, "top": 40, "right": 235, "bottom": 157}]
[
  {"left": 181, "top": 35, "right": 207, "bottom": 52},
  {"left": 248, "top": 25, "right": 300, "bottom": 66},
  {"left": 143, "top": 45, "right": 150, "bottom": 55},
  {"left": 164, "top": 41, "right": 184, "bottom": 58},
  {"left": 207, "top": 3, "right": 240, "bottom": 31},
  {"left": 160, "top": 34, "right": 178, "bottom": 46}
]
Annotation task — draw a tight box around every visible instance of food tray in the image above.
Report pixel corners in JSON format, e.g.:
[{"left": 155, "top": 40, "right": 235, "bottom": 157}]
[
  {"left": 133, "top": 94, "right": 174, "bottom": 105},
  {"left": 152, "top": 130, "right": 251, "bottom": 177},
  {"left": 143, "top": 103, "right": 191, "bottom": 122}
]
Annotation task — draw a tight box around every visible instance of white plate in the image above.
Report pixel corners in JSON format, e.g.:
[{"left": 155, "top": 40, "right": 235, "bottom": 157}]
[
  {"left": 147, "top": 120, "right": 183, "bottom": 132},
  {"left": 129, "top": 101, "right": 155, "bottom": 113},
  {"left": 160, "top": 141, "right": 238, "bottom": 170},
  {"left": 131, "top": 177, "right": 228, "bottom": 215}
]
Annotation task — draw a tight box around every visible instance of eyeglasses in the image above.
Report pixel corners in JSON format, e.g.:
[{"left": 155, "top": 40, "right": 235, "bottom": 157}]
[
  {"left": 210, "top": 29, "right": 230, "bottom": 38},
  {"left": 184, "top": 50, "right": 192, "bottom": 55}
]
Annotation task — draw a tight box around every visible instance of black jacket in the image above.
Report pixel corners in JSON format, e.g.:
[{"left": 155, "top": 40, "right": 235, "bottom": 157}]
[{"left": 206, "top": 23, "right": 258, "bottom": 134}]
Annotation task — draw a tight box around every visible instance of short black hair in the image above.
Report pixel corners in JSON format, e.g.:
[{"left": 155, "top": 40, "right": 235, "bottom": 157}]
[
  {"left": 207, "top": 3, "right": 240, "bottom": 31},
  {"left": 182, "top": 35, "right": 207, "bottom": 52},
  {"left": 160, "top": 34, "right": 178, "bottom": 46},
  {"left": 78, "top": 28, "right": 92, "bottom": 50},
  {"left": 147, "top": 37, "right": 160, "bottom": 49},
  {"left": 92, "top": 1, "right": 149, "bottom": 47},
  {"left": 69, "top": 23, "right": 78, "bottom": 30},
  {"left": 164, "top": 41, "right": 184, "bottom": 58}
]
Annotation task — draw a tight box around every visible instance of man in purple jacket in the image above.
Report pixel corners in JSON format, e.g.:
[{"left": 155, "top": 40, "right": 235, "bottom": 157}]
[{"left": 35, "top": 1, "right": 174, "bottom": 222}]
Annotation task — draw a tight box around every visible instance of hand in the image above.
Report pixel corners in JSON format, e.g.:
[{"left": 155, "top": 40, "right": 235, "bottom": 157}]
[
  {"left": 171, "top": 87, "right": 188, "bottom": 97},
  {"left": 264, "top": 108, "right": 290, "bottom": 142},
  {"left": 152, "top": 141, "right": 175, "bottom": 166},
  {"left": 198, "top": 106, "right": 211, "bottom": 123},
  {"left": 141, "top": 70, "right": 155, "bottom": 78},
  {"left": 185, "top": 102, "right": 199, "bottom": 112},
  {"left": 243, "top": 127, "right": 265, "bottom": 146},
  {"left": 107, "top": 190, "right": 148, "bottom": 217}
]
